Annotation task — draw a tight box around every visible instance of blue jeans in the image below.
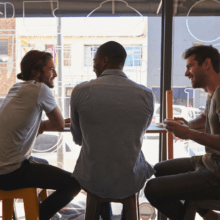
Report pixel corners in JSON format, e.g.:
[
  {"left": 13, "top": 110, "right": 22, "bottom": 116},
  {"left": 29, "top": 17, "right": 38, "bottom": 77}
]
[{"left": 144, "top": 156, "right": 220, "bottom": 220}]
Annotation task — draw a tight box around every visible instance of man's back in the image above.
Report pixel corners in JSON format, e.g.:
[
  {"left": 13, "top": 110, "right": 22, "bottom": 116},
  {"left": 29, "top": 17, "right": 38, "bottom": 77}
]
[{"left": 71, "top": 69, "right": 155, "bottom": 199}]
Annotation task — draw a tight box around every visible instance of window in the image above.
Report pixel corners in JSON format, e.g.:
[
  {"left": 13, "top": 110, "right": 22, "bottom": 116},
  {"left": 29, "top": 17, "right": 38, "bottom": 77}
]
[
  {"left": 1, "top": 13, "right": 162, "bottom": 219},
  {"left": 172, "top": 1, "right": 212, "bottom": 160},
  {"left": 45, "top": 45, "right": 57, "bottom": 66},
  {"left": 173, "top": 107, "right": 182, "bottom": 115},
  {"left": 0, "top": 40, "right": 8, "bottom": 63},
  {"left": 124, "top": 45, "right": 142, "bottom": 67},
  {"left": 84, "top": 45, "right": 99, "bottom": 66},
  {"left": 84, "top": 45, "right": 142, "bottom": 67},
  {"left": 0, "top": 40, "right": 7, "bottom": 55},
  {"left": 63, "top": 44, "right": 71, "bottom": 66}
]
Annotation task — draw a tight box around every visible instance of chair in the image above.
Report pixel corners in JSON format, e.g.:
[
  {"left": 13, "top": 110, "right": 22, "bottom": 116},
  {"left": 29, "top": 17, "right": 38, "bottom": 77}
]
[
  {"left": 183, "top": 200, "right": 220, "bottom": 220},
  {"left": 166, "top": 90, "right": 174, "bottom": 160},
  {"left": 139, "top": 202, "right": 156, "bottom": 220},
  {"left": 0, "top": 188, "right": 49, "bottom": 220},
  {"left": 85, "top": 192, "right": 140, "bottom": 220}
]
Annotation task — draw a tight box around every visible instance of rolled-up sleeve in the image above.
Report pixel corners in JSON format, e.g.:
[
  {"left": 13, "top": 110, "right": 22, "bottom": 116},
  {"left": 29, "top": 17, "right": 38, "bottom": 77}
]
[
  {"left": 70, "top": 87, "right": 82, "bottom": 146},
  {"left": 38, "top": 83, "right": 57, "bottom": 113}
]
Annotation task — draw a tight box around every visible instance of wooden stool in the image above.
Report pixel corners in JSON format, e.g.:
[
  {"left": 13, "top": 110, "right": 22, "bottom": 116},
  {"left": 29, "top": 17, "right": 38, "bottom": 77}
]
[
  {"left": 184, "top": 200, "right": 220, "bottom": 220},
  {"left": 0, "top": 188, "right": 48, "bottom": 220},
  {"left": 85, "top": 192, "right": 140, "bottom": 220}
]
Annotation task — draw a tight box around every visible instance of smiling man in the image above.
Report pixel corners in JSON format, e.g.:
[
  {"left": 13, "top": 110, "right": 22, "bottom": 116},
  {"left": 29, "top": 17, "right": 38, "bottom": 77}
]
[
  {"left": 0, "top": 50, "right": 80, "bottom": 220},
  {"left": 37, "top": 57, "right": 57, "bottom": 88},
  {"left": 144, "top": 45, "right": 220, "bottom": 220}
]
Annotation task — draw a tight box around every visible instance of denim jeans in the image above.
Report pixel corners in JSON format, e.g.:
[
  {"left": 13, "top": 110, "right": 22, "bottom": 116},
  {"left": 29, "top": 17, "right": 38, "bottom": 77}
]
[
  {"left": 144, "top": 156, "right": 220, "bottom": 220},
  {"left": 0, "top": 158, "right": 81, "bottom": 220}
]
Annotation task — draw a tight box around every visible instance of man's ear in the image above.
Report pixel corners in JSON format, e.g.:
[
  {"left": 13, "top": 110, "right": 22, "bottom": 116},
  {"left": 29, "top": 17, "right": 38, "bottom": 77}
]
[
  {"left": 203, "top": 58, "right": 212, "bottom": 70},
  {"left": 102, "top": 56, "right": 109, "bottom": 68},
  {"left": 32, "top": 70, "right": 40, "bottom": 79}
]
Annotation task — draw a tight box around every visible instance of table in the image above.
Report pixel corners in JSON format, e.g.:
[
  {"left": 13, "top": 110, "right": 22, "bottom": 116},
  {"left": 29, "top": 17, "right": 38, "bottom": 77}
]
[
  {"left": 146, "top": 123, "right": 167, "bottom": 134},
  {"left": 60, "top": 122, "right": 166, "bottom": 133},
  {"left": 146, "top": 123, "right": 167, "bottom": 161},
  {"left": 59, "top": 123, "right": 167, "bottom": 161}
]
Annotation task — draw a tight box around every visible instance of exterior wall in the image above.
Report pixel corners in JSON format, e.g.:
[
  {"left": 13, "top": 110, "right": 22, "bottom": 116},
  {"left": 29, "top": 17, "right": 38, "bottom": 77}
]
[
  {"left": 0, "top": 18, "right": 16, "bottom": 96},
  {"left": 18, "top": 36, "right": 148, "bottom": 86},
  {"left": 62, "top": 36, "right": 148, "bottom": 117},
  {"left": 62, "top": 36, "right": 148, "bottom": 87},
  {"left": 18, "top": 34, "right": 148, "bottom": 117}
]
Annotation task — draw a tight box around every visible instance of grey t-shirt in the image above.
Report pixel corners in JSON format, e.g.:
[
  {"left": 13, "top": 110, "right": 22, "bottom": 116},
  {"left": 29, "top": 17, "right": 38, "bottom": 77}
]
[
  {"left": 0, "top": 80, "right": 57, "bottom": 175},
  {"left": 203, "top": 84, "right": 220, "bottom": 172}
]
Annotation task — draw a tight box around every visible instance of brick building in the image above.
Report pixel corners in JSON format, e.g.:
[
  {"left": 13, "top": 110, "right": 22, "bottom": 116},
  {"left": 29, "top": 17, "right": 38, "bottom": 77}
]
[{"left": 0, "top": 18, "right": 16, "bottom": 101}]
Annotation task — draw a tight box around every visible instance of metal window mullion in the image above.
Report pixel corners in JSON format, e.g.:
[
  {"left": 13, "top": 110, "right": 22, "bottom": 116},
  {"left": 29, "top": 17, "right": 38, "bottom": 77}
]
[
  {"left": 161, "top": 0, "right": 173, "bottom": 122},
  {"left": 158, "top": 2, "right": 173, "bottom": 220},
  {"left": 159, "top": 0, "right": 173, "bottom": 160}
]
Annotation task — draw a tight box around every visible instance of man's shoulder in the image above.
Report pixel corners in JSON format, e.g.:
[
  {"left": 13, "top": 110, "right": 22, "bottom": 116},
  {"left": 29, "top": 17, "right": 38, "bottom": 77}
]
[
  {"left": 73, "top": 79, "right": 98, "bottom": 91},
  {"left": 9, "top": 81, "right": 43, "bottom": 94},
  {"left": 126, "top": 79, "right": 154, "bottom": 95},
  {"left": 136, "top": 83, "right": 153, "bottom": 93},
  {"left": 71, "top": 80, "right": 94, "bottom": 99},
  {"left": 213, "top": 84, "right": 220, "bottom": 101},
  {"left": 215, "top": 84, "right": 220, "bottom": 93}
]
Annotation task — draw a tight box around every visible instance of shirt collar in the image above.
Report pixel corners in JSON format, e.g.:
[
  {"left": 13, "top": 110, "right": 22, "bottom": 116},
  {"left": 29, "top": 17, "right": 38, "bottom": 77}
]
[{"left": 99, "top": 69, "right": 128, "bottom": 78}]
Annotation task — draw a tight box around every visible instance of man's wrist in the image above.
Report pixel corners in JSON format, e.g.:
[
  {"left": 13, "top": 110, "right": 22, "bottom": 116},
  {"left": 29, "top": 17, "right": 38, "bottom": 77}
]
[
  {"left": 186, "top": 128, "right": 198, "bottom": 140},
  {"left": 188, "top": 121, "right": 193, "bottom": 129}
]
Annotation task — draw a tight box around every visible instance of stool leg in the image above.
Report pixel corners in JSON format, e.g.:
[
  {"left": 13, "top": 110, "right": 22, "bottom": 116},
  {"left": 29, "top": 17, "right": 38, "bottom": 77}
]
[
  {"left": 3, "top": 199, "right": 14, "bottom": 220},
  {"left": 13, "top": 201, "right": 17, "bottom": 220},
  {"left": 94, "top": 202, "right": 102, "bottom": 220},
  {"left": 39, "top": 189, "right": 47, "bottom": 202},
  {"left": 23, "top": 190, "right": 39, "bottom": 220},
  {"left": 85, "top": 194, "right": 101, "bottom": 220},
  {"left": 183, "top": 201, "right": 197, "bottom": 220},
  {"left": 123, "top": 194, "right": 139, "bottom": 220}
]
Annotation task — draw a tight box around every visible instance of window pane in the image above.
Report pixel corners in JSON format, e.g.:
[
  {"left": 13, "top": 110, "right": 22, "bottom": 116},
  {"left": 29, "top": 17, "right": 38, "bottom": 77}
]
[
  {"left": 171, "top": 2, "right": 215, "bottom": 200},
  {"left": 0, "top": 40, "right": 8, "bottom": 54},
  {"left": 0, "top": 3, "right": 162, "bottom": 218}
]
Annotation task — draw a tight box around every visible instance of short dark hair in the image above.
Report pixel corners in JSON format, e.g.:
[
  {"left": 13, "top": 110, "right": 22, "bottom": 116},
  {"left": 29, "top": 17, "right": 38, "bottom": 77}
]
[
  {"left": 17, "top": 50, "right": 53, "bottom": 81},
  {"left": 182, "top": 45, "right": 220, "bottom": 73},
  {"left": 97, "top": 41, "right": 127, "bottom": 67}
]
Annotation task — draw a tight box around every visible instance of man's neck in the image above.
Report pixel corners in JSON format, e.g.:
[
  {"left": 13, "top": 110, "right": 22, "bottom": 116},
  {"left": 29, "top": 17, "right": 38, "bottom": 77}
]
[{"left": 204, "top": 74, "right": 220, "bottom": 95}]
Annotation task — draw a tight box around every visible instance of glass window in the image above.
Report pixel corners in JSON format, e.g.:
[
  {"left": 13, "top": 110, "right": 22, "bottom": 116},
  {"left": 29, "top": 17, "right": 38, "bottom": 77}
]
[
  {"left": 156, "top": 106, "right": 160, "bottom": 114},
  {"left": 84, "top": 45, "right": 99, "bottom": 66},
  {"left": 171, "top": 1, "right": 213, "bottom": 180},
  {"left": 63, "top": 44, "right": 71, "bottom": 66},
  {"left": 0, "top": 2, "right": 162, "bottom": 219},
  {"left": 0, "top": 40, "right": 7, "bottom": 54},
  {"left": 84, "top": 45, "right": 142, "bottom": 67},
  {"left": 173, "top": 107, "right": 182, "bottom": 115},
  {"left": 124, "top": 45, "right": 142, "bottom": 67},
  {"left": 0, "top": 40, "right": 8, "bottom": 62}
]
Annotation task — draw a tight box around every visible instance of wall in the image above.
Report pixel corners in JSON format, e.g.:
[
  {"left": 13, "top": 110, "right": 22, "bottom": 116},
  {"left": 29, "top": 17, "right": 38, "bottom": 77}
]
[{"left": 0, "top": 18, "right": 16, "bottom": 96}]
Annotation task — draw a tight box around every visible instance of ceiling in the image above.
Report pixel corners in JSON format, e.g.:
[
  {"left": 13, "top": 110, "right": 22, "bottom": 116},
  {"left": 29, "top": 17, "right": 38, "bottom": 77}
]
[{"left": 1, "top": 0, "right": 220, "bottom": 18}]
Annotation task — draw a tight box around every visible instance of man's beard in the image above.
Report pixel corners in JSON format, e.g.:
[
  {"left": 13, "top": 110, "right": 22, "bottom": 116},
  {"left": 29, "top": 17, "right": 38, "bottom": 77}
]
[
  {"left": 191, "top": 76, "right": 206, "bottom": 89},
  {"left": 93, "top": 69, "right": 102, "bottom": 78},
  {"left": 44, "top": 80, "right": 54, "bottom": 88},
  {"left": 40, "top": 74, "right": 54, "bottom": 88}
]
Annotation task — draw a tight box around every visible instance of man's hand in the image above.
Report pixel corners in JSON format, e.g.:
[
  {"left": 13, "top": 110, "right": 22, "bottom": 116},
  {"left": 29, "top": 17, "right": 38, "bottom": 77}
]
[
  {"left": 37, "top": 121, "right": 45, "bottom": 137},
  {"left": 163, "top": 120, "right": 190, "bottom": 140},
  {"left": 174, "top": 117, "right": 189, "bottom": 126}
]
